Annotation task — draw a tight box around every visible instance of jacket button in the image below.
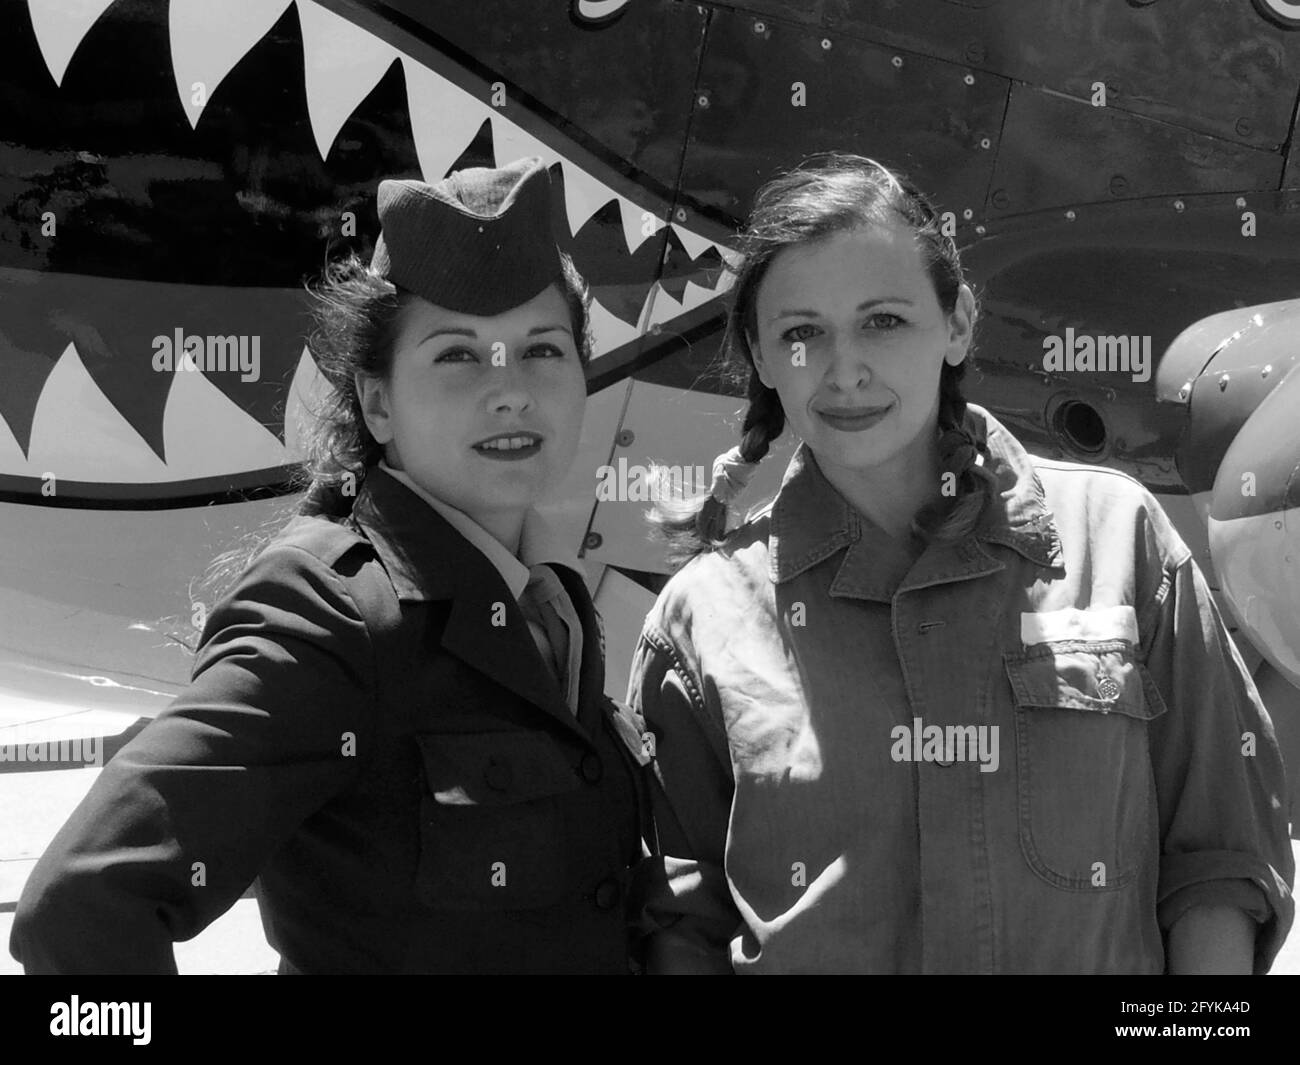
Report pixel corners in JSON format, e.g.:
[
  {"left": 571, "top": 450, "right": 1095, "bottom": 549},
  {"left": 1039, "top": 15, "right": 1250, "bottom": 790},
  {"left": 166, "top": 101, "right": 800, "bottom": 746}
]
[
  {"left": 594, "top": 878, "right": 621, "bottom": 910},
  {"left": 484, "top": 760, "right": 512, "bottom": 791},
  {"left": 579, "top": 752, "right": 603, "bottom": 783}
]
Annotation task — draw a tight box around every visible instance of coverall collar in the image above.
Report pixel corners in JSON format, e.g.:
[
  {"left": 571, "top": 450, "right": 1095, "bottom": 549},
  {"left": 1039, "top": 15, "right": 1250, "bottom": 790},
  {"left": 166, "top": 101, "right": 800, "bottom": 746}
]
[{"left": 769, "top": 404, "right": 1064, "bottom": 595}]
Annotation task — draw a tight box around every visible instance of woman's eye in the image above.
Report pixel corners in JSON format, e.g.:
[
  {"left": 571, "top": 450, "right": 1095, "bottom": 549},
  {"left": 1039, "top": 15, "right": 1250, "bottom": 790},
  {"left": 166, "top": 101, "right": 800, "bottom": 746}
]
[
  {"left": 781, "top": 323, "right": 819, "bottom": 344},
  {"left": 865, "top": 313, "right": 904, "bottom": 330},
  {"left": 434, "top": 346, "right": 477, "bottom": 363},
  {"left": 524, "top": 343, "right": 565, "bottom": 359}
]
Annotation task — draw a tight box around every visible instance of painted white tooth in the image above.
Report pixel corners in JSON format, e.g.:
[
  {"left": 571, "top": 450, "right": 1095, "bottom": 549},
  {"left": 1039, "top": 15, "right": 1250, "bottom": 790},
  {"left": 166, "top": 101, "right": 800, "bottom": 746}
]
[
  {"left": 27, "top": 0, "right": 117, "bottom": 87},
  {"left": 284, "top": 345, "right": 336, "bottom": 460},
  {"left": 619, "top": 198, "right": 663, "bottom": 255},
  {"left": 559, "top": 160, "right": 616, "bottom": 238},
  {"left": 170, "top": 0, "right": 293, "bottom": 130},
  {"left": 588, "top": 295, "right": 640, "bottom": 358},
  {"left": 163, "top": 349, "right": 289, "bottom": 477},
  {"left": 25, "top": 343, "right": 168, "bottom": 482},
  {"left": 633, "top": 278, "right": 727, "bottom": 337},
  {"left": 404, "top": 57, "right": 494, "bottom": 181},
  {"left": 717, "top": 245, "right": 743, "bottom": 270},
  {"left": 489, "top": 113, "right": 558, "bottom": 169},
  {"left": 671, "top": 221, "right": 717, "bottom": 262},
  {"left": 712, "top": 267, "right": 737, "bottom": 294},
  {"left": 642, "top": 282, "right": 685, "bottom": 332},
  {"left": 680, "top": 278, "right": 720, "bottom": 313},
  {"left": 297, "top": 0, "right": 400, "bottom": 161},
  {"left": 653, "top": 281, "right": 719, "bottom": 326}
]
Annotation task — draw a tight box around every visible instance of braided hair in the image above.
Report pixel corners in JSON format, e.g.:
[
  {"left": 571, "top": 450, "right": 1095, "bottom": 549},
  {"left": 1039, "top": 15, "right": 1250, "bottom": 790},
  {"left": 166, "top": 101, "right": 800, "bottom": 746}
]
[{"left": 650, "top": 152, "right": 997, "bottom": 569}]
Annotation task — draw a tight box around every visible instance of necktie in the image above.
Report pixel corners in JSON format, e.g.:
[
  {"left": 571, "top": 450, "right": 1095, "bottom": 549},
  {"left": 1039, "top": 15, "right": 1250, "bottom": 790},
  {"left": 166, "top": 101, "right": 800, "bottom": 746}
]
[{"left": 519, "top": 564, "right": 581, "bottom": 715}]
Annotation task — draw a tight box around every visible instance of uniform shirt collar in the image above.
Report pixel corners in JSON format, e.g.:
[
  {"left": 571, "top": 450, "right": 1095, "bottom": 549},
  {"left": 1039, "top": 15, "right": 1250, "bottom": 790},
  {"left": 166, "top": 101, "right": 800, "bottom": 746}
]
[
  {"left": 377, "top": 460, "right": 583, "bottom": 600},
  {"left": 769, "top": 403, "right": 1062, "bottom": 585}
]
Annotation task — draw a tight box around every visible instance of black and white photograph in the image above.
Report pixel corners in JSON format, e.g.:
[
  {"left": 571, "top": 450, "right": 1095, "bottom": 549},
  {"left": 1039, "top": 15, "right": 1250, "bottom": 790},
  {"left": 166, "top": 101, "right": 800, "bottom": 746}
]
[{"left": 1, "top": 0, "right": 1299, "bottom": 1041}]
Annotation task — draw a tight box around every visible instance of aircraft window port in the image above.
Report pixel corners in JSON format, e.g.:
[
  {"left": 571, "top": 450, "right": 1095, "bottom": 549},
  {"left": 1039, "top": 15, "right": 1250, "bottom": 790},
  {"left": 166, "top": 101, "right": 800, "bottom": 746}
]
[{"left": 1053, "top": 400, "right": 1107, "bottom": 457}]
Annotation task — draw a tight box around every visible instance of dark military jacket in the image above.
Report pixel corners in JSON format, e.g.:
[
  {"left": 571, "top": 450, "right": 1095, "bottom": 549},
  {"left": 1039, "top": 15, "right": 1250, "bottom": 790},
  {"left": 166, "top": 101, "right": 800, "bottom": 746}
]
[{"left": 10, "top": 468, "right": 647, "bottom": 974}]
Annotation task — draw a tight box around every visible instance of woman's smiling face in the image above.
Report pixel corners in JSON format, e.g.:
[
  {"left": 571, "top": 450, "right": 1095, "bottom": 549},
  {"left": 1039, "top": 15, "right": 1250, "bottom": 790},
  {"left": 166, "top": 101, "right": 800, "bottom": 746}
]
[
  {"left": 750, "top": 219, "right": 973, "bottom": 485},
  {"left": 357, "top": 283, "right": 586, "bottom": 538}
]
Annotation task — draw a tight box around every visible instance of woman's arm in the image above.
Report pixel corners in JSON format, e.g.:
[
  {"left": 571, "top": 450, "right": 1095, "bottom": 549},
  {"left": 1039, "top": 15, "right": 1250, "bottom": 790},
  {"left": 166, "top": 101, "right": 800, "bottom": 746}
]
[
  {"left": 626, "top": 628, "right": 741, "bottom": 973},
  {"left": 9, "top": 543, "right": 375, "bottom": 973},
  {"left": 1167, "top": 905, "right": 1257, "bottom": 975},
  {"left": 1142, "top": 549, "right": 1294, "bottom": 974}
]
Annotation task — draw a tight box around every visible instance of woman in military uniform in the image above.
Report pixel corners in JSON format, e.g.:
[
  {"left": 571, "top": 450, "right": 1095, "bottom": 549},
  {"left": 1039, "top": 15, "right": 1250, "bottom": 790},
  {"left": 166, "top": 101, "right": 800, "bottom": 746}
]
[
  {"left": 11, "top": 157, "right": 651, "bottom": 974},
  {"left": 629, "top": 153, "right": 1294, "bottom": 974}
]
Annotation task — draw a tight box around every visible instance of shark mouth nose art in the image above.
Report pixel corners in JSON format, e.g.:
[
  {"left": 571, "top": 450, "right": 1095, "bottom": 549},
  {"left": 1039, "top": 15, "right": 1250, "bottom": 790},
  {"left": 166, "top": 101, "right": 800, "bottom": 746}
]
[{"left": 2, "top": 0, "right": 739, "bottom": 505}]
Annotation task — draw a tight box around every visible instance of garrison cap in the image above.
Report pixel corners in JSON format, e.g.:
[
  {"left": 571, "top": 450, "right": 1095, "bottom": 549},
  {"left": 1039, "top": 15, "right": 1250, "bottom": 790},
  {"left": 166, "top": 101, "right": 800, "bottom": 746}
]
[{"left": 370, "top": 156, "right": 564, "bottom": 316}]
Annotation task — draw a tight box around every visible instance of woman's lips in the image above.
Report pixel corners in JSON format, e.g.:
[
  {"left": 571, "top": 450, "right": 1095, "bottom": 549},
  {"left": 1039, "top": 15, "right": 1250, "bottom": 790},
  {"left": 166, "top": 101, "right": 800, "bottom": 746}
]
[
  {"left": 816, "top": 403, "right": 893, "bottom": 432},
  {"left": 472, "top": 431, "right": 543, "bottom": 461}
]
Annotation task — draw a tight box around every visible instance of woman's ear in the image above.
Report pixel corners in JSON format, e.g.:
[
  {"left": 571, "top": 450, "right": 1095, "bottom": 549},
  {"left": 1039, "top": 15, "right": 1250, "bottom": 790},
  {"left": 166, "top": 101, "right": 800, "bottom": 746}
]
[
  {"left": 943, "top": 284, "right": 976, "bottom": 367},
  {"left": 354, "top": 371, "right": 394, "bottom": 445}
]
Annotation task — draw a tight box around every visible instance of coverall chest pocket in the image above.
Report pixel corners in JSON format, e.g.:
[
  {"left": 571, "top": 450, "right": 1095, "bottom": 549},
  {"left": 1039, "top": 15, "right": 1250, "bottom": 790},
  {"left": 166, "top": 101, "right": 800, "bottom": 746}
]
[
  {"left": 1003, "top": 641, "right": 1168, "bottom": 891},
  {"left": 414, "top": 731, "right": 582, "bottom": 911}
]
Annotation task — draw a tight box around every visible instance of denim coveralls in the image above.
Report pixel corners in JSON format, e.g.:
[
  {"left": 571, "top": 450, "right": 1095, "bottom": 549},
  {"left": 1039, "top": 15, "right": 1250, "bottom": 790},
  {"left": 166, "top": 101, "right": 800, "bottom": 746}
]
[{"left": 628, "top": 405, "right": 1294, "bottom": 973}]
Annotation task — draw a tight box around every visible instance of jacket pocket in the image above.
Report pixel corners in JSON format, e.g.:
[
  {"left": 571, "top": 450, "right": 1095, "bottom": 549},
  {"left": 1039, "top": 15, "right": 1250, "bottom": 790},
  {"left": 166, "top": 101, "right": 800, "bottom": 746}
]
[
  {"left": 414, "top": 730, "right": 582, "bottom": 911},
  {"left": 1004, "top": 640, "right": 1167, "bottom": 891}
]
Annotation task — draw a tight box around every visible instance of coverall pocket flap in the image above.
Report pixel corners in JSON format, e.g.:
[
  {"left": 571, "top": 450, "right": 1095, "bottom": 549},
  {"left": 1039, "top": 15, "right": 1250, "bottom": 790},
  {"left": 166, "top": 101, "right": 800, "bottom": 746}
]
[{"left": 1003, "top": 645, "right": 1166, "bottom": 721}]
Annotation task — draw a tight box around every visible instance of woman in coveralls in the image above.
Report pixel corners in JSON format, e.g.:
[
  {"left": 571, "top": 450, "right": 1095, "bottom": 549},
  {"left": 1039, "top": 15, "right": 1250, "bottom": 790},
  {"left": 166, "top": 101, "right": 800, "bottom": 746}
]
[
  {"left": 628, "top": 153, "right": 1295, "bottom": 974},
  {"left": 11, "top": 157, "right": 651, "bottom": 974}
]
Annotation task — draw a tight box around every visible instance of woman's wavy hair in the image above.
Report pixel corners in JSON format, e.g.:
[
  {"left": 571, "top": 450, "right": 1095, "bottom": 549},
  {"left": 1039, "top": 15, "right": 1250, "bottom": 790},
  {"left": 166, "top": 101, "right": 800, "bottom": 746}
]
[
  {"left": 650, "top": 152, "right": 998, "bottom": 570},
  {"left": 174, "top": 250, "right": 592, "bottom": 651}
]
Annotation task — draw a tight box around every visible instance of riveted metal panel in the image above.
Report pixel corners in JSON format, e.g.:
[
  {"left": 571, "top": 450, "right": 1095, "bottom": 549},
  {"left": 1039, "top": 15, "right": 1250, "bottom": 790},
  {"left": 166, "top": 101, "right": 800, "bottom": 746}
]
[
  {"left": 678, "top": 6, "right": 1008, "bottom": 228},
  {"left": 737, "top": 0, "right": 1300, "bottom": 151},
  {"left": 988, "top": 85, "right": 1282, "bottom": 217},
  {"left": 383, "top": 0, "right": 707, "bottom": 192}
]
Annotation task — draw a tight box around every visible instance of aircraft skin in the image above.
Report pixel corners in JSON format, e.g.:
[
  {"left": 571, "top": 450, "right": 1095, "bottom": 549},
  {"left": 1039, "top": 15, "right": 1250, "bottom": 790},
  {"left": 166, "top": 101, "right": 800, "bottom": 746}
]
[{"left": 1, "top": 0, "right": 1299, "bottom": 827}]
